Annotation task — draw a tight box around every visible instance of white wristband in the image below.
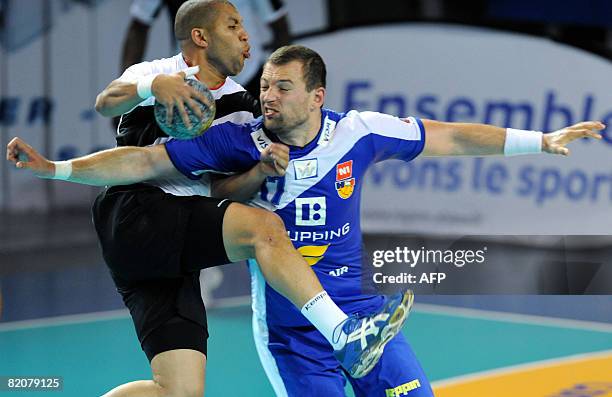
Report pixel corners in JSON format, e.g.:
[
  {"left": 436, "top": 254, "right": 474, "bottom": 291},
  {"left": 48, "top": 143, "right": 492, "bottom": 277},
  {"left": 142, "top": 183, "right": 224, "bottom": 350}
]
[
  {"left": 53, "top": 161, "right": 72, "bottom": 180},
  {"left": 504, "top": 128, "right": 543, "bottom": 156},
  {"left": 136, "top": 74, "right": 158, "bottom": 99}
]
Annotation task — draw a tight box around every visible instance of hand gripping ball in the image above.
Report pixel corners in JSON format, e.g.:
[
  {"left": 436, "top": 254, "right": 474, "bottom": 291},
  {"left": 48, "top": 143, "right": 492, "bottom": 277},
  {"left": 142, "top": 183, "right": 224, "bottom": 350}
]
[{"left": 154, "top": 78, "right": 216, "bottom": 140}]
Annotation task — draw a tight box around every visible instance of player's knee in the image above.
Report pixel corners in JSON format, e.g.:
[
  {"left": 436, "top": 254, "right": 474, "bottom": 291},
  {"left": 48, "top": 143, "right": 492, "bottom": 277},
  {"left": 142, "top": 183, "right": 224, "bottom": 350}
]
[{"left": 253, "top": 210, "right": 288, "bottom": 248}]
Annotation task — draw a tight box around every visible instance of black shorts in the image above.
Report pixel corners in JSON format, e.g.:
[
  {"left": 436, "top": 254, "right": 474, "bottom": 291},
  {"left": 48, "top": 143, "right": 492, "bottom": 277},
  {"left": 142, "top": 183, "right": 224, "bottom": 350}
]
[
  {"left": 111, "top": 272, "right": 208, "bottom": 361},
  {"left": 142, "top": 315, "right": 208, "bottom": 362},
  {"left": 92, "top": 184, "right": 233, "bottom": 360},
  {"left": 92, "top": 184, "right": 232, "bottom": 280}
]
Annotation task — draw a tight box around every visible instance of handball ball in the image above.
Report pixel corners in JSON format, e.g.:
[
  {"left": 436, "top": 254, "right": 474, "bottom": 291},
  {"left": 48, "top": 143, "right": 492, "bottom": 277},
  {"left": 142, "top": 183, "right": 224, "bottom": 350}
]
[{"left": 154, "top": 79, "right": 216, "bottom": 140}]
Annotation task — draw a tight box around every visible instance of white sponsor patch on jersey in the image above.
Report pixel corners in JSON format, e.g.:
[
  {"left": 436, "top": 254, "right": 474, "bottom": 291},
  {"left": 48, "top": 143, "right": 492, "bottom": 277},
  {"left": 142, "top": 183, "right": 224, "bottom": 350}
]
[
  {"left": 295, "top": 196, "right": 326, "bottom": 226},
  {"left": 293, "top": 159, "right": 318, "bottom": 180},
  {"left": 316, "top": 116, "right": 337, "bottom": 146},
  {"left": 251, "top": 128, "right": 274, "bottom": 152}
]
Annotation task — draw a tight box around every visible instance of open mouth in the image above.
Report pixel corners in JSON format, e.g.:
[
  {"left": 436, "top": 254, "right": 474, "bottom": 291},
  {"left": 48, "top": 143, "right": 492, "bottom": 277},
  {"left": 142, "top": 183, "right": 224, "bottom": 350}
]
[{"left": 264, "top": 107, "right": 279, "bottom": 117}]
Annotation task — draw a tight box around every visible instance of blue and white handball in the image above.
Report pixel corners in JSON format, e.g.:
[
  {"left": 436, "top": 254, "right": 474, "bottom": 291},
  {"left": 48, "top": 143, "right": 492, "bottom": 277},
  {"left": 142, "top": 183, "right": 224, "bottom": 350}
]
[{"left": 154, "top": 78, "right": 216, "bottom": 140}]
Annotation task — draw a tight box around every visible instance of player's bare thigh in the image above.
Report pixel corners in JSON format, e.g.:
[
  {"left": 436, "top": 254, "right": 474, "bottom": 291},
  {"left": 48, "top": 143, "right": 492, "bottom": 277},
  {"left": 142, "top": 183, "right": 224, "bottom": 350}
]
[{"left": 152, "top": 349, "right": 206, "bottom": 397}]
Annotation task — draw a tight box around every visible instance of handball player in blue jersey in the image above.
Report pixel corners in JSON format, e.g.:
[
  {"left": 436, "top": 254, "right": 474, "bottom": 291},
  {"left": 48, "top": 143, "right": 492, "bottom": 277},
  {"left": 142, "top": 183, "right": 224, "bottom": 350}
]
[
  {"left": 6, "top": 1, "right": 413, "bottom": 395},
  {"left": 7, "top": 44, "right": 604, "bottom": 396}
]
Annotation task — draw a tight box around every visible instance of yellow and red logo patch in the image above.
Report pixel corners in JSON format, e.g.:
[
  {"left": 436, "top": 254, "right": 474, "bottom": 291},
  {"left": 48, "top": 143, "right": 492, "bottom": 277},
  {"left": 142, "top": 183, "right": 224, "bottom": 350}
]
[{"left": 335, "top": 160, "right": 355, "bottom": 199}]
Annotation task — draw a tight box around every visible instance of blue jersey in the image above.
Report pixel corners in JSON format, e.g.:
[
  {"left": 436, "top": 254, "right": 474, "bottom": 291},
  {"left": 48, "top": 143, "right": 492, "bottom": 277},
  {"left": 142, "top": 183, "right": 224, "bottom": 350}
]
[{"left": 166, "top": 109, "right": 425, "bottom": 327}]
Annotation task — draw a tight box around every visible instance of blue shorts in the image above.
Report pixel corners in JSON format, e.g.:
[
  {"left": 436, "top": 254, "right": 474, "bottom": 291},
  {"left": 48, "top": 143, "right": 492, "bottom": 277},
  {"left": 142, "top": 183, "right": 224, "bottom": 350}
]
[{"left": 257, "top": 322, "right": 433, "bottom": 397}]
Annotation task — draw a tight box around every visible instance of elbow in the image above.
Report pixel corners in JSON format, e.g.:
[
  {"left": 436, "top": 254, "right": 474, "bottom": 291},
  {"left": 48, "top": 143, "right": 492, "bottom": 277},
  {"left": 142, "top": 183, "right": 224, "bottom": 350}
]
[
  {"left": 95, "top": 84, "right": 126, "bottom": 118},
  {"left": 94, "top": 93, "right": 112, "bottom": 117}
]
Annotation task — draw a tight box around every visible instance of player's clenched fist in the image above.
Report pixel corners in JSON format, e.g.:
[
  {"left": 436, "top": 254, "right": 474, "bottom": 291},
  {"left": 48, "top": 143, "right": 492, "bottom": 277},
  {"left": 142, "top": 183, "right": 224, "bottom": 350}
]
[
  {"left": 6, "top": 137, "right": 54, "bottom": 178},
  {"left": 259, "top": 143, "right": 290, "bottom": 177}
]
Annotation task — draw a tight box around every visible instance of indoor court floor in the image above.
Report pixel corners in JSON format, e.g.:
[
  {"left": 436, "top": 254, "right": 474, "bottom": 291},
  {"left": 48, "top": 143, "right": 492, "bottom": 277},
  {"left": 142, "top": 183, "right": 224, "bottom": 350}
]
[{"left": 2, "top": 302, "right": 612, "bottom": 396}]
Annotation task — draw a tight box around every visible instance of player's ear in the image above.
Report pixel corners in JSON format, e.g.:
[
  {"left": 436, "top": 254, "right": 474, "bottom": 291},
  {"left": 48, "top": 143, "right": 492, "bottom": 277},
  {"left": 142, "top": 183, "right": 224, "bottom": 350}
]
[
  {"left": 312, "top": 86, "right": 326, "bottom": 110},
  {"left": 191, "top": 28, "right": 209, "bottom": 49}
]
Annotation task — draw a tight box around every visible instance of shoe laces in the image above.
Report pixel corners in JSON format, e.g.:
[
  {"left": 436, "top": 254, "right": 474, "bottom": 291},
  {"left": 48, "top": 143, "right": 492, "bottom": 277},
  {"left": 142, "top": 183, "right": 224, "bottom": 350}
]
[{"left": 333, "top": 313, "right": 388, "bottom": 350}]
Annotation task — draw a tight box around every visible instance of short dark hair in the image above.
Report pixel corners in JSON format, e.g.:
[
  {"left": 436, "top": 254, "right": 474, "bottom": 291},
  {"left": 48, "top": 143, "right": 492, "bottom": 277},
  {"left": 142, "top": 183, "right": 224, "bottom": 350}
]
[
  {"left": 174, "top": 0, "right": 233, "bottom": 42},
  {"left": 267, "top": 45, "right": 326, "bottom": 91}
]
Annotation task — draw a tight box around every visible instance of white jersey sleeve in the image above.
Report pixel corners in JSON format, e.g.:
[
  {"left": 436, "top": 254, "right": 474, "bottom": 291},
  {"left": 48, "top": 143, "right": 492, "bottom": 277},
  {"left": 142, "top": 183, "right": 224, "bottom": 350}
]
[{"left": 357, "top": 111, "right": 426, "bottom": 163}]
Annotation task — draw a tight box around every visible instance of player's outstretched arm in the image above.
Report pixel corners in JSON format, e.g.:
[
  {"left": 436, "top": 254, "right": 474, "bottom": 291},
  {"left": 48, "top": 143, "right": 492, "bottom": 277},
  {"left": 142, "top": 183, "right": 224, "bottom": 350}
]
[
  {"left": 211, "top": 143, "right": 289, "bottom": 201},
  {"left": 6, "top": 137, "right": 177, "bottom": 186},
  {"left": 422, "top": 119, "right": 604, "bottom": 157}
]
